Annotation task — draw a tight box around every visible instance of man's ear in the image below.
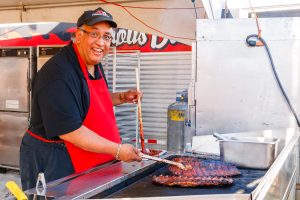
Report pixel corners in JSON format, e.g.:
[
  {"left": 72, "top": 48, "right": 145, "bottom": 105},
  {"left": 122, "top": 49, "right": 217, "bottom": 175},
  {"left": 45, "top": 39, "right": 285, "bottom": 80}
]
[{"left": 75, "top": 30, "right": 82, "bottom": 44}]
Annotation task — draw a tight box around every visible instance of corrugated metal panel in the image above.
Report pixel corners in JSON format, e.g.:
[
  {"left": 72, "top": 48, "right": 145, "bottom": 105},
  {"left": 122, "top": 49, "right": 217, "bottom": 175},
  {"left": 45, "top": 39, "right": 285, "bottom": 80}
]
[
  {"left": 103, "top": 49, "right": 140, "bottom": 143},
  {"left": 104, "top": 50, "right": 192, "bottom": 149},
  {"left": 140, "top": 52, "right": 192, "bottom": 148}
]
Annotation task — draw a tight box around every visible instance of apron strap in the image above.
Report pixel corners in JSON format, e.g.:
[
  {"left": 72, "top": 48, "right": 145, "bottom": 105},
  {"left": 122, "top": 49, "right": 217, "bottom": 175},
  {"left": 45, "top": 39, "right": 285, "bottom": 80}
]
[
  {"left": 27, "top": 130, "right": 64, "bottom": 143},
  {"left": 98, "top": 64, "right": 108, "bottom": 87}
]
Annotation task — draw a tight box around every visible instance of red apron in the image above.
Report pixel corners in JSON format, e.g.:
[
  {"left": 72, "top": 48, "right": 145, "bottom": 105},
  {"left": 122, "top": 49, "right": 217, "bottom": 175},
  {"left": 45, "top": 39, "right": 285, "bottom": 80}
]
[{"left": 63, "top": 44, "right": 121, "bottom": 172}]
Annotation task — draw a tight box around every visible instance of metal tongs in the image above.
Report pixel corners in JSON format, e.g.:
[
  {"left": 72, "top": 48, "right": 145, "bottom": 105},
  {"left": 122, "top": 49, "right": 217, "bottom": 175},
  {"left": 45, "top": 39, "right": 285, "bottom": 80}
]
[{"left": 140, "top": 153, "right": 186, "bottom": 170}]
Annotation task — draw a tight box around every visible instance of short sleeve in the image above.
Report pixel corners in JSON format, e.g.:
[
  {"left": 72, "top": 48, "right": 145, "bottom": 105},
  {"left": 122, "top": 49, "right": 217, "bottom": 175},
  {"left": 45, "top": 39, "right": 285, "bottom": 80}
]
[{"left": 38, "top": 79, "right": 82, "bottom": 138}]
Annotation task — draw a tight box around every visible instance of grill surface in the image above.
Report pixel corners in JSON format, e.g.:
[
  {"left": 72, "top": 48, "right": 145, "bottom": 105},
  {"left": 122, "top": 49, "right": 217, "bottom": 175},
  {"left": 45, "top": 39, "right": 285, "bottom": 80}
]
[{"left": 92, "top": 155, "right": 267, "bottom": 198}]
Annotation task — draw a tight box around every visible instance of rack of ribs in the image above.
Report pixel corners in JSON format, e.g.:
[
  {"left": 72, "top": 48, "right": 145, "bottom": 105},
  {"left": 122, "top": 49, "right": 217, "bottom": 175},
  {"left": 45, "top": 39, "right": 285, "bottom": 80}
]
[
  {"left": 153, "top": 175, "right": 233, "bottom": 187},
  {"left": 168, "top": 157, "right": 241, "bottom": 177},
  {"left": 152, "top": 156, "right": 240, "bottom": 187}
]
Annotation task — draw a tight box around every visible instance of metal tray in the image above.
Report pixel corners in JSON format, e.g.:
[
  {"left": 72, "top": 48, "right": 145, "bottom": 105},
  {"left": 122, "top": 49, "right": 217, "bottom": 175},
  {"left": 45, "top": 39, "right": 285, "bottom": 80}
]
[{"left": 219, "top": 137, "right": 279, "bottom": 169}]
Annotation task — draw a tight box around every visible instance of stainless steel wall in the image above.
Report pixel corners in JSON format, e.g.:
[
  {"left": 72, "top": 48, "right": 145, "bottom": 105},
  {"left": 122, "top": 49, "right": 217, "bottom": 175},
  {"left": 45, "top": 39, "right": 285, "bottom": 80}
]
[
  {"left": 0, "top": 112, "right": 28, "bottom": 168},
  {"left": 0, "top": 47, "right": 34, "bottom": 168},
  {"left": 0, "top": 56, "right": 29, "bottom": 112},
  {"left": 195, "top": 18, "right": 300, "bottom": 135}
]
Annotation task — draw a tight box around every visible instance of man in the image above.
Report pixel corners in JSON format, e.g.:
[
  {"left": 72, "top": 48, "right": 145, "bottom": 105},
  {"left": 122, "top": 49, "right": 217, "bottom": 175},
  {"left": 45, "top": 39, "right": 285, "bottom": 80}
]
[{"left": 20, "top": 7, "right": 142, "bottom": 190}]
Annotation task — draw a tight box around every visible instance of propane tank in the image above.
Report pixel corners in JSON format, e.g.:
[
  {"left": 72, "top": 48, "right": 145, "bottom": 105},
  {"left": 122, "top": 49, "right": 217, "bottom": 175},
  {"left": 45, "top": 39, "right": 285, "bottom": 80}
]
[{"left": 167, "top": 90, "right": 188, "bottom": 153}]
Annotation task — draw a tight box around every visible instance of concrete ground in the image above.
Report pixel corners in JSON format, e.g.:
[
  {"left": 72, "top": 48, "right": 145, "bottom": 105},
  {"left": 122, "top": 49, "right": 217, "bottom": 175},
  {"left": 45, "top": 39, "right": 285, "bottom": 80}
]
[{"left": 0, "top": 169, "right": 21, "bottom": 199}]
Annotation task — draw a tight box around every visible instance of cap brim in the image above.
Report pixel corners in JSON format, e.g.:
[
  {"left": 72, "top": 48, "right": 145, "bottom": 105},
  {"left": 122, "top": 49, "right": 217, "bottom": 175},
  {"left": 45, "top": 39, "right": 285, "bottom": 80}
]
[{"left": 85, "top": 17, "right": 117, "bottom": 28}]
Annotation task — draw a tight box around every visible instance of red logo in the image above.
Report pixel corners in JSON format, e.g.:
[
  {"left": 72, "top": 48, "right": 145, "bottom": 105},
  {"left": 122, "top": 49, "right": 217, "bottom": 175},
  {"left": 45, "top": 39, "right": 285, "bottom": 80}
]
[{"left": 92, "top": 10, "right": 109, "bottom": 17}]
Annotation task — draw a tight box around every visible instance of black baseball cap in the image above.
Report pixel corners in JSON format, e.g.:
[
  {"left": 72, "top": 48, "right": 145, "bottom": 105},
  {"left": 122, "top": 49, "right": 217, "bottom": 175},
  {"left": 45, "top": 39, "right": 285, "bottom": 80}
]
[{"left": 77, "top": 7, "right": 117, "bottom": 28}]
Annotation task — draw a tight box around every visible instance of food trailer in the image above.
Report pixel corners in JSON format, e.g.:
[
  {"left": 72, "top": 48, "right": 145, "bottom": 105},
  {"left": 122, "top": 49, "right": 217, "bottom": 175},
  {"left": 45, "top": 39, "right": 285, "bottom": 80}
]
[
  {"left": 1, "top": 1, "right": 300, "bottom": 199},
  {"left": 25, "top": 17, "right": 300, "bottom": 199}
]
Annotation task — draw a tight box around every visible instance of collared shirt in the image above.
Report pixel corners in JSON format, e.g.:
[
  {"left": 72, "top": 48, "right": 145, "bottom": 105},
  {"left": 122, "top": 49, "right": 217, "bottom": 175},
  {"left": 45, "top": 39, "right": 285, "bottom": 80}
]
[{"left": 88, "top": 65, "right": 101, "bottom": 80}]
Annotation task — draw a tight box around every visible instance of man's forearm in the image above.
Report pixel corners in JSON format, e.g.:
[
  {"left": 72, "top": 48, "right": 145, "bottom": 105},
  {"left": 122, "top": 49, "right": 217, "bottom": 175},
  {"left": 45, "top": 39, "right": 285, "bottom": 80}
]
[
  {"left": 59, "top": 125, "right": 119, "bottom": 156},
  {"left": 110, "top": 92, "right": 125, "bottom": 106}
]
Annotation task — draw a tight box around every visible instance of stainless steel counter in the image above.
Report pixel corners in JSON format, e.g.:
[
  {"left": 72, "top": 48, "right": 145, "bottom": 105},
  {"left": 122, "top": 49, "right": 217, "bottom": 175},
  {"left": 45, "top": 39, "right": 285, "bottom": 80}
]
[{"left": 25, "top": 128, "right": 299, "bottom": 200}]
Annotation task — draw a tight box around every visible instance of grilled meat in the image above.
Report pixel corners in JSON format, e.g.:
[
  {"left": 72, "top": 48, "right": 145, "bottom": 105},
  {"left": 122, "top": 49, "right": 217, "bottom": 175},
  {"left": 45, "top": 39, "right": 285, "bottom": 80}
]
[
  {"left": 152, "top": 156, "right": 240, "bottom": 187},
  {"left": 153, "top": 175, "right": 233, "bottom": 187},
  {"left": 169, "top": 157, "right": 241, "bottom": 177},
  {"left": 148, "top": 149, "right": 162, "bottom": 156}
]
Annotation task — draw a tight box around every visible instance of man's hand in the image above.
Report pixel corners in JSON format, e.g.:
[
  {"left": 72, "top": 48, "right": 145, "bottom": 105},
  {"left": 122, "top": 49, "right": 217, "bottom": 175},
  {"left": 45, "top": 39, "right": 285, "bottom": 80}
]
[
  {"left": 118, "top": 144, "right": 142, "bottom": 162},
  {"left": 120, "top": 89, "right": 143, "bottom": 104},
  {"left": 111, "top": 89, "right": 143, "bottom": 105}
]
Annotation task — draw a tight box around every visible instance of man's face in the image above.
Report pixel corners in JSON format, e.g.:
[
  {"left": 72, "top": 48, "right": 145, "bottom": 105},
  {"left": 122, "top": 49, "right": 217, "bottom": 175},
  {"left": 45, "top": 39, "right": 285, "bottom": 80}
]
[{"left": 75, "top": 22, "right": 113, "bottom": 66}]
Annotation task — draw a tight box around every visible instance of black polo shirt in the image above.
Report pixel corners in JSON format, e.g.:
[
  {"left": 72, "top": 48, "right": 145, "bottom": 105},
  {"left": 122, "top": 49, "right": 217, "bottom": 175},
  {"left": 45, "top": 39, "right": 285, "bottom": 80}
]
[{"left": 29, "top": 42, "right": 108, "bottom": 139}]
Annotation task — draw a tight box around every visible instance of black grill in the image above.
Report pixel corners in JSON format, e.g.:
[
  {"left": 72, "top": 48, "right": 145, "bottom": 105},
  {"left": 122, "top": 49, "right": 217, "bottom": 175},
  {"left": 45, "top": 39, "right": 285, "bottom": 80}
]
[{"left": 92, "top": 154, "right": 267, "bottom": 199}]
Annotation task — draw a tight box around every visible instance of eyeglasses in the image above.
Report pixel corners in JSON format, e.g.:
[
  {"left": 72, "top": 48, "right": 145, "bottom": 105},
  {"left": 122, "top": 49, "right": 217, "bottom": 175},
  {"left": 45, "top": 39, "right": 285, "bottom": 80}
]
[{"left": 79, "top": 28, "right": 113, "bottom": 42}]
